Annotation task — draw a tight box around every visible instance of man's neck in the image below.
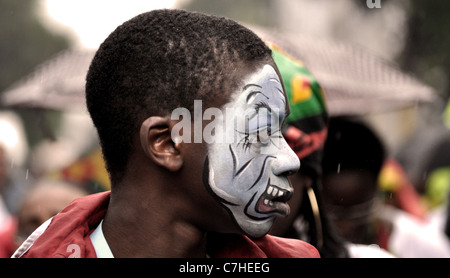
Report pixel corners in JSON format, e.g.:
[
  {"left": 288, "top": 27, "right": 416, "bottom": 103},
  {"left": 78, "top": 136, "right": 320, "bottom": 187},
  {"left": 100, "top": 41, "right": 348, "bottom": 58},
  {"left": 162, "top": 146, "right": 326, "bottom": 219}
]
[{"left": 102, "top": 186, "right": 208, "bottom": 258}]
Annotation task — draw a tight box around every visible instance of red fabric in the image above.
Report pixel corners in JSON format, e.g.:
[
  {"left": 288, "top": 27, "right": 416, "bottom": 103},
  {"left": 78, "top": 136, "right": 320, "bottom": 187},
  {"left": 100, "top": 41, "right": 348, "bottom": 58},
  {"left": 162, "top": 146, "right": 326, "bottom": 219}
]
[
  {"left": 19, "top": 192, "right": 109, "bottom": 258},
  {"left": 18, "top": 191, "right": 319, "bottom": 258},
  {"left": 0, "top": 216, "right": 17, "bottom": 258},
  {"left": 207, "top": 233, "right": 320, "bottom": 258},
  {"left": 284, "top": 126, "right": 327, "bottom": 160}
]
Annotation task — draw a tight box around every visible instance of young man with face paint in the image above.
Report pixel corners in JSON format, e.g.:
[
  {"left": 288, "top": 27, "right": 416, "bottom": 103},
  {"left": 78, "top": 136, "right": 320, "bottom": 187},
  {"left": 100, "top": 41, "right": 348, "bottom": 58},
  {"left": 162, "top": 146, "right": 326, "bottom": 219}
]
[{"left": 12, "top": 10, "right": 319, "bottom": 258}]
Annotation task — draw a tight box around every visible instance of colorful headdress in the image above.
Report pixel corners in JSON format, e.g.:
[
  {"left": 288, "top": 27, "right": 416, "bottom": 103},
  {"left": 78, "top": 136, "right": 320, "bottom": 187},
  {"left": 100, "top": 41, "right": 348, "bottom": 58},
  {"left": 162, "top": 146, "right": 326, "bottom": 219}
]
[
  {"left": 269, "top": 43, "right": 328, "bottom": 179},
  {"left": 269, "top": 43, "right": 331, "bottom": 251}
]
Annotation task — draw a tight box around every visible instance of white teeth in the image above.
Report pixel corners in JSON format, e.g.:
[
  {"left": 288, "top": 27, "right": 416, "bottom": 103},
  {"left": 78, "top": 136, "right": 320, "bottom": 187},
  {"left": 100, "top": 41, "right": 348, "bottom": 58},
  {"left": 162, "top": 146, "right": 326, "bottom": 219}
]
[
  {"left": 266, "top": 185, "right": 285, "bottom": 197},
  {"left": 263, "top": 199, "right": 274, "bottom": 206},
  {"left": 262, "top": 186, "right": 289, "bottom": 210},
  {"left": 272, "top": 188, "right": 278, "bottom": 196}
]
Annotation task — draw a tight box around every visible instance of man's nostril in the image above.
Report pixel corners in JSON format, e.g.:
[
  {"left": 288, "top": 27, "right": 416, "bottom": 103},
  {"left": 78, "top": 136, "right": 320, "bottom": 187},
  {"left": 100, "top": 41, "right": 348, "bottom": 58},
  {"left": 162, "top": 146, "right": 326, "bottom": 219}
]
[{"left": 282, "top": 170, "right": 295, "bottom": 176}]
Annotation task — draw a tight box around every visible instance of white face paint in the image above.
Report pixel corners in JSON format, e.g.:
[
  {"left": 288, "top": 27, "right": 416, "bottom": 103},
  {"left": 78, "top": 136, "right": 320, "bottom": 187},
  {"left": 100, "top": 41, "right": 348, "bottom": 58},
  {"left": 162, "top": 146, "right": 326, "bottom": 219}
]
[{"left": 204, "top": 64, "right": 300, "bottom": 238}]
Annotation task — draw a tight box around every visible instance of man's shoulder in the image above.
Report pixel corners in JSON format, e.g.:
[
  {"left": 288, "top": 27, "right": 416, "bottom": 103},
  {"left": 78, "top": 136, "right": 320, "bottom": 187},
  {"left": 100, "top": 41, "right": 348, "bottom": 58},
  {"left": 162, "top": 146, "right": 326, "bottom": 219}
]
[{"left": 13, "top": 192, "right": 110, "bottom": 258}]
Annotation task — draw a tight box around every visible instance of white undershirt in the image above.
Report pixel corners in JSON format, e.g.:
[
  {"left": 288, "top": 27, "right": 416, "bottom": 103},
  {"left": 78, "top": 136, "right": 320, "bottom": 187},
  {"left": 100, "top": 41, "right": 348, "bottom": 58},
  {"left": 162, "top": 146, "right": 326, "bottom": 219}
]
[
  {"left": 89, "top": 220, "right": 114, "bottom": 258},
  {"left": 346, "top": 243, "right": 395, "bottom": 258},
  {"left": 89, "top": 220, "right": 211, "bottom": 258}
]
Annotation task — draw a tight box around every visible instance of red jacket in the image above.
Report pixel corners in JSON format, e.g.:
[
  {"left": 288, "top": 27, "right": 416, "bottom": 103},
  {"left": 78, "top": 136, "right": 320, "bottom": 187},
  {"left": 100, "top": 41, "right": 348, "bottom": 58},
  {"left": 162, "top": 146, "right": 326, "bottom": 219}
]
[{"left": 12, "top": 192, "right": 319, "bottom": 258}]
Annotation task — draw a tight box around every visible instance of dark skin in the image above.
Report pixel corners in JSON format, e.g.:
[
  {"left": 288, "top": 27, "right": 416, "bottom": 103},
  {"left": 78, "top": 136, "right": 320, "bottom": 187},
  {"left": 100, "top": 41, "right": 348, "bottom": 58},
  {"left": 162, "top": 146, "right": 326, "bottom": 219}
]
[
  {"left": 102, "top": 115, "right": 235, "bottom": 258},
  {"left": 102, "top": 59, "right": 288, "bottom": 258},
  {"left": 321, "top": 171, "right": 377, "bottom": 244}
]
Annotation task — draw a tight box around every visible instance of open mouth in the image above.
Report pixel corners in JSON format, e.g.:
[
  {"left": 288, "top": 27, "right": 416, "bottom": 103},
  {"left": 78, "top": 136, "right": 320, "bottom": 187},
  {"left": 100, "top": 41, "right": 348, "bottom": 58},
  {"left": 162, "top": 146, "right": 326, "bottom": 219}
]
[{"left": 256, "top": 184, "right": 293, "bottom": 216}]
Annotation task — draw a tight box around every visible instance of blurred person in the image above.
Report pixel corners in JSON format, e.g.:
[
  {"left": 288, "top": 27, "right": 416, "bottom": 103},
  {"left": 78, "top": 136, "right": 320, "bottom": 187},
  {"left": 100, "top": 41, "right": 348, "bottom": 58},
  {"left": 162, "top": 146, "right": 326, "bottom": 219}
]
[
  {"left": 378, "top": 125, "right": 450, "bottom": 257},
  {"left": 379, "top": 205, "right": 450, "bottom": 257},
  {"left": 0, "top": 145, "right": 18, "bottom": 257},
  {"left": 0, "top": 201, "right": 15, "bottom": 258},
  {"left": 321, "top": 117, "right": 385, "bottom": 244},
  {"left": 385, "top": 104, "right": 450, "bottom": 257},
  {"left": 445, "top": 190, "right": 450, "bottom": 240},
  {"left": 321, "top": 117, "right": 450, "bottom": 257},
  {"left": 268, "top": 45, "right": 349, "bottom": 258},
  {"left": 320, "top": 117, "right": 393, "bottom": 257},
  {"left": 14, "top": 179, "right": 88, "bottom": 250},
  {"left": 0, "top": 113, "right": 29, "bottom": 215},
  {"left": 396, "top": 123, "right": 450, "bottom": 208},
  {"left": 13, "top": 10, "right": 319, "bottom": 258},
  {"left": 0, "top": 145, "right": 7, "bottom": 191},
  {"left": 0, "top": 143, "right": 26, "bottom": 215},
  {"left": 378, "top": 158, "right": 427, "bottom": 221}
]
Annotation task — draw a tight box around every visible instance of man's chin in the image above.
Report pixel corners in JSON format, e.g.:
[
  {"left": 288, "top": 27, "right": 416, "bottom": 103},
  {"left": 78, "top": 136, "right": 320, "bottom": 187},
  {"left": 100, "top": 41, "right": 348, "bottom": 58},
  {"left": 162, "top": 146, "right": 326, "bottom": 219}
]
[{"left": 233, "top": 215, "right": 274, "bottom": 238}]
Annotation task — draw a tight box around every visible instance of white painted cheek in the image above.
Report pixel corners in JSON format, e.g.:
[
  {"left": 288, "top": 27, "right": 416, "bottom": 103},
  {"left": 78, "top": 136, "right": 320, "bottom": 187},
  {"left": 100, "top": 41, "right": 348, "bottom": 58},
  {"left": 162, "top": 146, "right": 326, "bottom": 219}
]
[{"left": 208, "top": 165, "right": 240, "bottom": 204}]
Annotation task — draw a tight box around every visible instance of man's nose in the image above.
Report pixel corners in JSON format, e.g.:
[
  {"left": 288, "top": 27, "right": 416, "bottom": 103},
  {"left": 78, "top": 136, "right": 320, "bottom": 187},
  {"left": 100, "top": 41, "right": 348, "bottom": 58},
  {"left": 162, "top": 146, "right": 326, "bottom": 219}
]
[{"left": 271, "top": 138, "right": 300, "bottom": 176}]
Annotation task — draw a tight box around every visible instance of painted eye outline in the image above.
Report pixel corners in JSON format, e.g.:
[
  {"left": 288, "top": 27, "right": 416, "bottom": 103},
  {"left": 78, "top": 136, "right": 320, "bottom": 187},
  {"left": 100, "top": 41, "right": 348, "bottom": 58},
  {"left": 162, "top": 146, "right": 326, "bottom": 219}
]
[{"left": 237, "top": 101, "right": 283, "bottom": 151}]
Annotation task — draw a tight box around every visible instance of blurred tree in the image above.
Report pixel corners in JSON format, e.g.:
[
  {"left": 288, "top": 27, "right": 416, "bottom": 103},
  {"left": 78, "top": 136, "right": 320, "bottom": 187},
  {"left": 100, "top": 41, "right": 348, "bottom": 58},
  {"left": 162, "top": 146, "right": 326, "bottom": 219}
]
[
  {"left": 182, "top": 0, "right": 449, "bottom": 123},
  {"left": 398, "top": 0, "right": 450, "bottom": 102},
  {"left": 180, "top": 0, "right": 276, "bottom": 27},
  {"left": 350, "top": 0, "right": 449, "bottom": 100},
  {"left": 0, "top": 0, "right": 69, "bottom": 93},
  {"left": 0, "top": 0, "right": 69, "bottom": 147}
]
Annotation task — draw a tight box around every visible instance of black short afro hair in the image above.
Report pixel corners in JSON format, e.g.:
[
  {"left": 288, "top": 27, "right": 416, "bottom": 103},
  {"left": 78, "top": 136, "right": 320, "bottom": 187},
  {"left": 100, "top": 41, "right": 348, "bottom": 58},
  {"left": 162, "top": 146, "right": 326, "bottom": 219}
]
[{"left": 85, "top": 9, "right": 272, "bottom": 184}]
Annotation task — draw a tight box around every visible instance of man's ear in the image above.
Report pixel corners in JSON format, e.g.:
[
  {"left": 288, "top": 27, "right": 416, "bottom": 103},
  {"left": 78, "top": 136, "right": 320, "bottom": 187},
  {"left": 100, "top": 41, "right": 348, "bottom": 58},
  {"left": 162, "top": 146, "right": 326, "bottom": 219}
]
[{"left": 140, "top": 116, "right": 183, "bottom": 172}]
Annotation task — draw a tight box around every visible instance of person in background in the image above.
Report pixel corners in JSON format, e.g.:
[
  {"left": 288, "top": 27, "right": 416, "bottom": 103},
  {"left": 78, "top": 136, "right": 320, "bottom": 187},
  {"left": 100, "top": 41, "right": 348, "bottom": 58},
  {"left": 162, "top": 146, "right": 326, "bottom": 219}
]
[
  {"left": 0, "top": 145, "right": 16, "bottom": 257},
  {"left": 320, "top": 117, "right": 394, "bottom": 257},
  {"left": 14, "top": 180, "right": 88, "bottom": 250},
  {"left": 377, "top": 103, "right": 450, "bottom": 257},
  {"left": 268, "top": 44, "right": 349, "bottom": 258}
]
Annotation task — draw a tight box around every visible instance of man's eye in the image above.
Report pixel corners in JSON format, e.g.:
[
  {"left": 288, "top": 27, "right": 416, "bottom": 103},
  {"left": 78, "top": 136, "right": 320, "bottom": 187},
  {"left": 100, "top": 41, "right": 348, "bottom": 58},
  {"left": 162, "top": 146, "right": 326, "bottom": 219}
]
[
  {"left": 255, "top": 101, "right": 271, "bottom": 113},
  {"left": 255, "top": 126, "right": 271, "bottom": 144}
]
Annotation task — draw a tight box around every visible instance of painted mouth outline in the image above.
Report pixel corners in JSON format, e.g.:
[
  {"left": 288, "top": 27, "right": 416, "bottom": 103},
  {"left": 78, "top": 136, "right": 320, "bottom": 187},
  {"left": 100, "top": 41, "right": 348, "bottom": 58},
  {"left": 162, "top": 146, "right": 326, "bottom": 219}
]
[{"left": 255, "top": 181, "right": 293, "bottom": 216}]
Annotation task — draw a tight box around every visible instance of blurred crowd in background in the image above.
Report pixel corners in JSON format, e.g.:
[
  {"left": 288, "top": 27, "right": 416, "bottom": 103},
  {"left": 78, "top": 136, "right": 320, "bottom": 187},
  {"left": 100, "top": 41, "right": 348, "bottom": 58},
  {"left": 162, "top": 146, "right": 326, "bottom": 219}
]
[{"left": 0, "top": 0, "right": 449, "bottom": 257}]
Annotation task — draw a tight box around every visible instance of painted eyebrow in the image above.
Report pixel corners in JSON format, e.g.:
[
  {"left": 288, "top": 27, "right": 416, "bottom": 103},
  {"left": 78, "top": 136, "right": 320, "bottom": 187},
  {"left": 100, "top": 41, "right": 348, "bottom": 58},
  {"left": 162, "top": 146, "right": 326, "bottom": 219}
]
[
  {"left": 243, "top": 83, "right": 288, "bottom": 115},
  {"left": 243, "top": 84, "right": 270, "bottom": 103},
  {"left": 271, "top": 86, "right": 289, "bottom": 116},
  {"left": 243, "top": 83, "right": 262, "bottom": 91},
  {"left": 276, "top": 87, "right": 286, "bottom": 105}
]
